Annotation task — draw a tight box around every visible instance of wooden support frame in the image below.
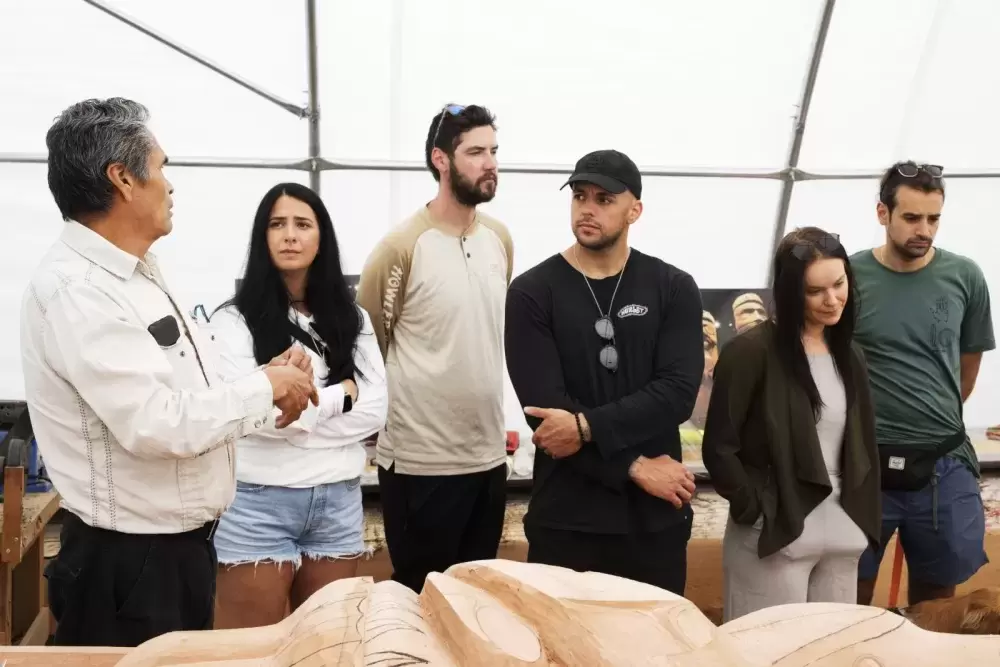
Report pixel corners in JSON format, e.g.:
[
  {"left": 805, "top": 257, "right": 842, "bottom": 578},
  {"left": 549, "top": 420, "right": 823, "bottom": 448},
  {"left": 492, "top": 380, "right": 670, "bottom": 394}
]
[{"left": 0, "top": 465, "right": 61, "bottom": 647}]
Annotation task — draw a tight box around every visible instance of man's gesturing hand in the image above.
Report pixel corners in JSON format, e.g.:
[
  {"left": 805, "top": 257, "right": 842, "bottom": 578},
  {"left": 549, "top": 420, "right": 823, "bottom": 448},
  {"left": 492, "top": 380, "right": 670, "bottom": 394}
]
[
  {"left": 629, "top": 455, "right": 696, "bottom": 508},
  {"left": 270, "top": 345, "right": 313, "bottom": 379},
  {"left": 523, "top": 407, "right": 582, "bottom": 459},
  {"left": 263, "top": 365, "right": 319, "bottom": 428}
]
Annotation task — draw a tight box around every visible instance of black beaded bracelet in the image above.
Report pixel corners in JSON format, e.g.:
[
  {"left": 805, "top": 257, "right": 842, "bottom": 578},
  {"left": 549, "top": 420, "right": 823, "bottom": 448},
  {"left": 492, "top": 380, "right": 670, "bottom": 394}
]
[{"left": 574, "top": 412, "right": 585, "bottom": 444}]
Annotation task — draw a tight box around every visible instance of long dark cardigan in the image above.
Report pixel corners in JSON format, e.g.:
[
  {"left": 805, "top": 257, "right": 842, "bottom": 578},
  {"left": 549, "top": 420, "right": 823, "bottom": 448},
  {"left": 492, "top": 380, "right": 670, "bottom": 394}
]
[{"left": 701, "top": 320, "right": 881, "bottom": 558}]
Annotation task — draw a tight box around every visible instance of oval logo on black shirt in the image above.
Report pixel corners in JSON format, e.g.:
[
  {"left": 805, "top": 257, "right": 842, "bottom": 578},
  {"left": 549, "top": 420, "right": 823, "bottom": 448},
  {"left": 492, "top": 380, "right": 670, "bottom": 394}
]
[{"left": 617, "top": 304, "right": 648, "bottom": 318}]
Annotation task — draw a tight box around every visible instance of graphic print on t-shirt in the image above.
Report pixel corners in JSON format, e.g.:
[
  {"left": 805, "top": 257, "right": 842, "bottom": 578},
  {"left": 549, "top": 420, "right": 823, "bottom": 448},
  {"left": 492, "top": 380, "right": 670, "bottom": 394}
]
[
  {"left": 928, "top": 295, "right": 957, "bottom": 351},
  {"left": 617, "top": 304, "right": 649, "bottom": 318}
]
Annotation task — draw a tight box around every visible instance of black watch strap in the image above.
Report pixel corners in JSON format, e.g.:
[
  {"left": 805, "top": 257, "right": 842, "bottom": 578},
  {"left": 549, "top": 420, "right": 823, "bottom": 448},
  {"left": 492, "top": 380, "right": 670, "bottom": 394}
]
[{"left": 343, "top": 393, "right": 354, "bottom": 413}]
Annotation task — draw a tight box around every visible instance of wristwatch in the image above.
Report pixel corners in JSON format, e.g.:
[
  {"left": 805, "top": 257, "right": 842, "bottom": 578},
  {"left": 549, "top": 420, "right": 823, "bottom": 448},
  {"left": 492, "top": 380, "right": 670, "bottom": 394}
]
[{"left": 343, "top": 393, "right": 354, "bottom": 414}]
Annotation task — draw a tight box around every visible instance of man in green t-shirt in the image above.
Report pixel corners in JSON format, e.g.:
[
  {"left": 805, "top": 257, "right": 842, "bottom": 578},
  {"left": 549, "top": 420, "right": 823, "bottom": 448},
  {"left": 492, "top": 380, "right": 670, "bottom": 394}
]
[{"left": 852, "top": 161, "right": 995, "bottom": 607}]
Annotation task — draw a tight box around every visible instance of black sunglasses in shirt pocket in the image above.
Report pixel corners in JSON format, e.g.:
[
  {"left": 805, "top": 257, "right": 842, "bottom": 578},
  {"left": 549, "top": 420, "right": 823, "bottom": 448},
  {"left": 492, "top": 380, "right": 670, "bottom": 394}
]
[{"left": 148, "top": 315, "right": 181, "bottom": 348}]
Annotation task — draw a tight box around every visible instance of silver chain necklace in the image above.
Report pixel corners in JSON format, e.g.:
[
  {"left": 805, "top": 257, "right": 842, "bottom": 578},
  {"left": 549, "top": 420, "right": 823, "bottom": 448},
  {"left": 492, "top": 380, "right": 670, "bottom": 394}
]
[{"left": 573, "top": 245, "right": 631, "bottom": 324}]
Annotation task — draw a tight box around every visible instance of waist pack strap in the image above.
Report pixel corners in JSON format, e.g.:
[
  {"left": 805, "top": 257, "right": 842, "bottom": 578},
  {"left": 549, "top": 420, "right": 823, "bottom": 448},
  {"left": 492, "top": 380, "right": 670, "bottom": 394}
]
[
  {"left": 931, "top": 473, "right": 940, "bottom": 532},
  {"left": 926, "top": 430, "right": 963, "bottom": 533},
  {"left": 932, "top": 429, "right": 968, "bottom": 457}
]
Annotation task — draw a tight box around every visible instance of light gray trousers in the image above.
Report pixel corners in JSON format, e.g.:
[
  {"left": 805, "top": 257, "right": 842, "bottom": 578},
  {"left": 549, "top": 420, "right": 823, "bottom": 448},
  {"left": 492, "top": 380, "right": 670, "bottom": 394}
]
[{"left": 722, "top": 484, "right": 868, "bottom": 623}]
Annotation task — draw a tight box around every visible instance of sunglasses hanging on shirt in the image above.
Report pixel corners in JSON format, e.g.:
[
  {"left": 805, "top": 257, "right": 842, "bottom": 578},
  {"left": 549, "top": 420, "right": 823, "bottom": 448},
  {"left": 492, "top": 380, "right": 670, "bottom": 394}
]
[
  {"left": 573, "top": 246, "right": 631, "bottom": 373},
  {"left": 595, "top": 316, "right": 619, "bottom": 372}
]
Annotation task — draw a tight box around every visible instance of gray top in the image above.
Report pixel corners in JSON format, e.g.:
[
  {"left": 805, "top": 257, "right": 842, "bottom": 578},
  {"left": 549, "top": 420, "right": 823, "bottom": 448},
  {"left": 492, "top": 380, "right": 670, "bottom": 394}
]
[{"left": 808, "top": 352, "right": 847, "bottom": 484}]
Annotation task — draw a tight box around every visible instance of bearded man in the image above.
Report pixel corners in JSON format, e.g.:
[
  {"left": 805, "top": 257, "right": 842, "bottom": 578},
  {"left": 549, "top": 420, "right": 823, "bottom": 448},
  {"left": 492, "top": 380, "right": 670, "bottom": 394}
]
[{"left": 357, "top": 104, "right": 513, "bottom": 594}]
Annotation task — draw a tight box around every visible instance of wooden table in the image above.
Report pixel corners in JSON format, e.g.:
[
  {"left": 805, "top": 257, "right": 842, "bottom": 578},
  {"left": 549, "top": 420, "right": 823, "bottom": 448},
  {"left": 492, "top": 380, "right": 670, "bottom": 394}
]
[
  {"left": 0, "top": 465, "right": 60, "bottom": 646},
  {"left": 0, "top": 646, "right": 126, "bottom": 666}
]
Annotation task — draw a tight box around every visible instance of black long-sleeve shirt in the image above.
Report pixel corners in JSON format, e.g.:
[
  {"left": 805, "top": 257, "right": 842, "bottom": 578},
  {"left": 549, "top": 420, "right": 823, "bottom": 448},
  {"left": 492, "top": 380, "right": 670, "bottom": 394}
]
[{"left": 504, "top": 249, "right": 704, "bottom": 534}]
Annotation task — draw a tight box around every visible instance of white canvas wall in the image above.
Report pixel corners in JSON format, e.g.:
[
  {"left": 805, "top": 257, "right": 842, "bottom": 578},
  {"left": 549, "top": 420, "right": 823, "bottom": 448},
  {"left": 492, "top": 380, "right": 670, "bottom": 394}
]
[{"left": 2, "top": 0, "right": 999, "bottom": 436}]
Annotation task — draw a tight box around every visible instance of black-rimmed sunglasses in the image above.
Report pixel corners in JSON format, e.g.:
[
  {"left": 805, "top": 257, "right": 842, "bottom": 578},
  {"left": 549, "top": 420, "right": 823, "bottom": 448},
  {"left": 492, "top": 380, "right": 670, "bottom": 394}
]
[
  {"left": 896, "top": 163, "right": 944, "bottom": 178},
  {"left": 595, "top": 316, "right": 619, "bottom": 372}
]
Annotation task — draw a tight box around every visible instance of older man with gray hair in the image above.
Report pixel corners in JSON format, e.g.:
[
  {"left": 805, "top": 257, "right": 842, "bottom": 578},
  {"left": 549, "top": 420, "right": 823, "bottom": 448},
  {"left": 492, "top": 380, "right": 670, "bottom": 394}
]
[{"left": 20, "top": 97, "right": 318, "bottom": 647}]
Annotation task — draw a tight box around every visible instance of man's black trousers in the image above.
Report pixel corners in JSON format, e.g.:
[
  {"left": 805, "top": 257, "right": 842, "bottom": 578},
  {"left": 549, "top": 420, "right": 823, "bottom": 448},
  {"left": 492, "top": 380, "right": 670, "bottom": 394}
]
[
  {"left": 378, "top": 462, "right": 507, "bottom": 593},
  {"left": 46, "top": 511, "right": 218, "bottom": 647},
  {"left": 524, "top": 509, "right": 694, "bottom": 595}
]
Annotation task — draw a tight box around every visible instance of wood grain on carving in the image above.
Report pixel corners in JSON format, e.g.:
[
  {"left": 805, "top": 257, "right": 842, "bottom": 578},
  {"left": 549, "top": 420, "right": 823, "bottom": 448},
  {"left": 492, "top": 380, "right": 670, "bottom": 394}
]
[
  {"left": 11, "top": 560, "right": 1000, "bottom": 666},
  {"left": 722, "top": 601, "right": 1000, "bottom": 666},
  {"left": 446, "top": 559, "right": 750, "bottom": 666}
]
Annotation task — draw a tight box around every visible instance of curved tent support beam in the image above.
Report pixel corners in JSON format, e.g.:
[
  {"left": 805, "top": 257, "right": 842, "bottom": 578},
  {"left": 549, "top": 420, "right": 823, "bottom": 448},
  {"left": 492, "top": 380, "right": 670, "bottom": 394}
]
[
  {"left": 767, "top": 0, "right": 839, "bottom": 285},
  {"left": 80, "top": 0, "right": 309, "bottom": 120}
]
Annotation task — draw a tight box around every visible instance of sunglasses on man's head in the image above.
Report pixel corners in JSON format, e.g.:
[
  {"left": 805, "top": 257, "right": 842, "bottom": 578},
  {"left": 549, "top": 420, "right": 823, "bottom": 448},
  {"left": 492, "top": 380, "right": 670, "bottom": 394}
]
[
  {"left": 896, "top": 163, "right": 944, "bottom": 178},
  {"left": 431, "top": 104, "right": 466, "bottom": 149}
]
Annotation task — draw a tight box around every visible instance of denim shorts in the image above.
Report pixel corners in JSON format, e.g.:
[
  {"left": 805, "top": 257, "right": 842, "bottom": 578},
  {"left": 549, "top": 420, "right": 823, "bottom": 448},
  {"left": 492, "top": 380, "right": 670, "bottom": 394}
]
[{"left": 214, "top": 477, "right": 366, "bottom": 568}]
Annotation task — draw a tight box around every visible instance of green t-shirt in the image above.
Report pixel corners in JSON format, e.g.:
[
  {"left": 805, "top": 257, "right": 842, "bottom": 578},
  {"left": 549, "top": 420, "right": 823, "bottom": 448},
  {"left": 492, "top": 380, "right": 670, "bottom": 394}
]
[{"left": 850, "top": 247, "right": 995, "bottom": 477}]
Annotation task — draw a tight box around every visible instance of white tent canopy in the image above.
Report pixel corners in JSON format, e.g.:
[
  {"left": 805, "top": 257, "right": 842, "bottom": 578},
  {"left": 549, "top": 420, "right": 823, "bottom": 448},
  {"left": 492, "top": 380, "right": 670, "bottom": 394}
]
[{"left": 2, "top": 0, "right": 999, "bottom": 434}]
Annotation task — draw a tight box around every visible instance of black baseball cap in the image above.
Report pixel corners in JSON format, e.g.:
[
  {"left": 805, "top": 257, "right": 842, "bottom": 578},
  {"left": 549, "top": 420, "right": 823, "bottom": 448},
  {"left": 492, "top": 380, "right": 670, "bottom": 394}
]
[{"left": 561, "top": 149, "right": 642, "bottom": 199}]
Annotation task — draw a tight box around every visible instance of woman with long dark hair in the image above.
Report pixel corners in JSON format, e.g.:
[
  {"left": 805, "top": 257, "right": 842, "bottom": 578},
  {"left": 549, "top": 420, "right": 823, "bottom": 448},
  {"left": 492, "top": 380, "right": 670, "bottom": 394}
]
[
  {"left": 207, "top": 182, "right": 387, "bottom": 628},
  {"left": 701, "top": 226, "right": 881, "bottom": 622}
]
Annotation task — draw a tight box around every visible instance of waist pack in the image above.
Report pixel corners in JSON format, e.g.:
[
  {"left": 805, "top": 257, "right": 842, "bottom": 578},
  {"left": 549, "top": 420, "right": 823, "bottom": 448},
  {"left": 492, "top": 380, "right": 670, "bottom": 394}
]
[{"left": 878, "top": 430, "right": 967, "bottom": 491}]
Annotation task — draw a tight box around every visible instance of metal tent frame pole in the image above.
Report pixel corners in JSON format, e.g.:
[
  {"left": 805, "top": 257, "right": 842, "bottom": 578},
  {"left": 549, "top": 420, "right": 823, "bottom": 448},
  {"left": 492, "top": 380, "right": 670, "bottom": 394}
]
[
  {"left": 6, "top": 151, "right": 1000, "bottom": 182},
  {"left": 81, "top": 0, "right": 308, "bottom": 119},
  {"left": 767, "top": 0, "right": 838, "bottom": 286},
  {"left": 0, "top": 153, "right": 313, "bottom": 170},
  {"left": 305, "top": 0, "right": 321, "bottom": 193}
]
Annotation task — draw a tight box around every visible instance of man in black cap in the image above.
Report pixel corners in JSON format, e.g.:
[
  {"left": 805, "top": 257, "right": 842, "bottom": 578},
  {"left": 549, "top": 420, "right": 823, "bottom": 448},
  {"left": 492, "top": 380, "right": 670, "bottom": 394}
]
[{"left": 504, "top": 149, "right": 705, "bottom": 593}]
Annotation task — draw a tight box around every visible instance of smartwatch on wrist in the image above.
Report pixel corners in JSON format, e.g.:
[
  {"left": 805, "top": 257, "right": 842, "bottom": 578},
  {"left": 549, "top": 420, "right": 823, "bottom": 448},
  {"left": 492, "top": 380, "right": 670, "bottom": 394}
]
[{"left": 343, "top": 393, "right": 354, "bottom": 414}]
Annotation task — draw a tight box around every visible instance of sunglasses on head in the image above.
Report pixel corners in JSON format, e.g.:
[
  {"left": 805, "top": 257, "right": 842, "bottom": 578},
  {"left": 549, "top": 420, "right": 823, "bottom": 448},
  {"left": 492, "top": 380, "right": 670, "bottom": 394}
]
[
  {"left": 896, "top": 163, "right": 944, "bottom": 178},
  {"left": 790, "top": 232, "right": 841, "bottom": 260},
  {"left": 431, "top": 104, "right": 466, "bottom": 150}
]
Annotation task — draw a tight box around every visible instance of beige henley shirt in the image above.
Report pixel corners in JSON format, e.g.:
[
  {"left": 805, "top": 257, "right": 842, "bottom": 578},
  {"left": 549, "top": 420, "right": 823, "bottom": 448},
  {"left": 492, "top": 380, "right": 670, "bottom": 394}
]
[{"left": 356, "top": 206, "right": 514, "bottom": 475}]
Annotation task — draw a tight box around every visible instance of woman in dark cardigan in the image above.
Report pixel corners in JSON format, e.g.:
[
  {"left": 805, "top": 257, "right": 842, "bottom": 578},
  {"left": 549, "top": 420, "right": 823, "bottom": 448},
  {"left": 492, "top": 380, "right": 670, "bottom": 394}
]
[{"left": 702, "top": 227, "right": 881, "bottom": 622}]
